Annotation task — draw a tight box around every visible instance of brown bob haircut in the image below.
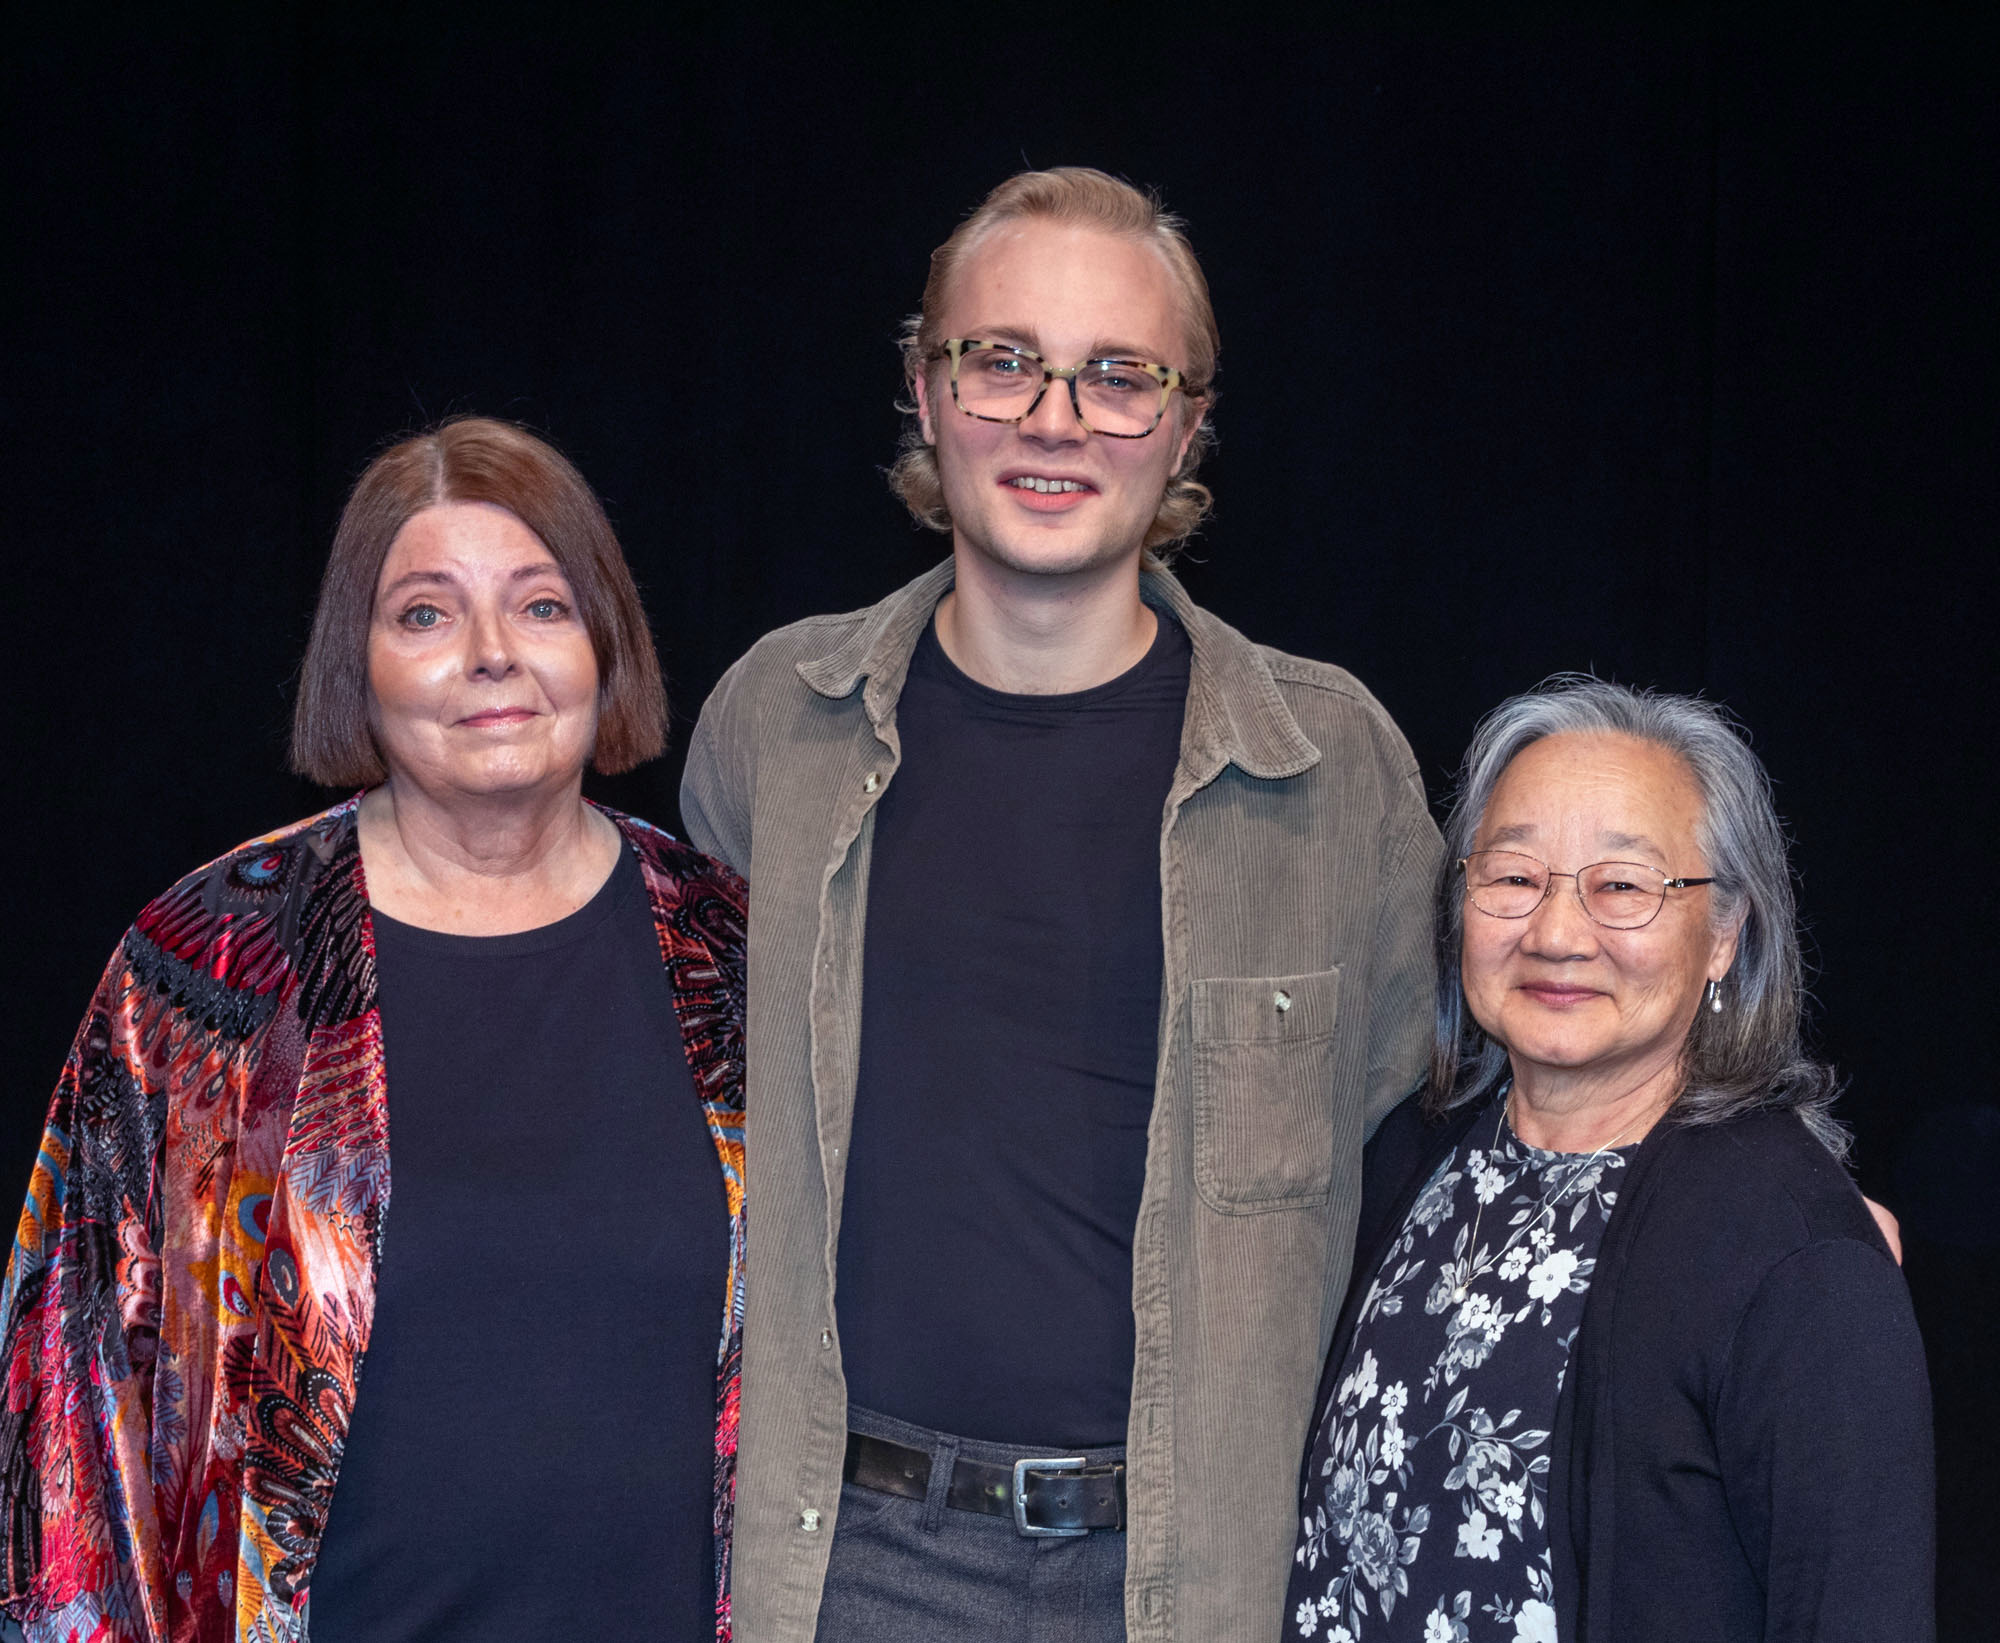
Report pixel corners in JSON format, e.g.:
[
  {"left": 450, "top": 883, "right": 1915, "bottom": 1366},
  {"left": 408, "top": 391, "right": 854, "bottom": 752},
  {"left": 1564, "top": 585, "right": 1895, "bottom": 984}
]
[
  {"left": 887, "top": 166, "right": 1221, "bottom": 567},
  {"left": 291, "top": 416, "right": 667, "bottom": 788}
]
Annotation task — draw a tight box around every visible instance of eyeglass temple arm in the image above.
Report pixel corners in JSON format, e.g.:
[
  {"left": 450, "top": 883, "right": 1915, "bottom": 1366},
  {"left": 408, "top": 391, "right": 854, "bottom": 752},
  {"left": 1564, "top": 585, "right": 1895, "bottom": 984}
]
[{"left": 1458, "top": 859, "right": 1719, "bottom": 891}]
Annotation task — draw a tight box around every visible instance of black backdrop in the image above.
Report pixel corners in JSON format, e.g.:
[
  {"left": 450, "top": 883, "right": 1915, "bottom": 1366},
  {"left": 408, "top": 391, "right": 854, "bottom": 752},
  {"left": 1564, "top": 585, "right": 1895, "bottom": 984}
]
[{"left": 7, "top": 6, "right": 1994, "bottom": 1628}]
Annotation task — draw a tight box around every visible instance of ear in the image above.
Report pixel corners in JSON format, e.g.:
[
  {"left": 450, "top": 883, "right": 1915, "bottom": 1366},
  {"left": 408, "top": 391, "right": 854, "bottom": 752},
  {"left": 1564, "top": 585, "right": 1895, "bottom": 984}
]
[
  {"left": 1171, "top": 399, "right": 1207, "bottom": 472},
  {"left": 1706, "top": 907, "right": 1745, "bottom": 986},
  {"left": 912, "top": 362, "right": 939, "bottom": 446}
]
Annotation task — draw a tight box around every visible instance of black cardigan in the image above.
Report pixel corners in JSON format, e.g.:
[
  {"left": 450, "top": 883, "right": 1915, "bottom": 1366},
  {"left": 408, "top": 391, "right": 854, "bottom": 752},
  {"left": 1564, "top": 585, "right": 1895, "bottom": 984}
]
[{"left": 1308, "top": 1095, "right": 1935, "bottom": 1642}]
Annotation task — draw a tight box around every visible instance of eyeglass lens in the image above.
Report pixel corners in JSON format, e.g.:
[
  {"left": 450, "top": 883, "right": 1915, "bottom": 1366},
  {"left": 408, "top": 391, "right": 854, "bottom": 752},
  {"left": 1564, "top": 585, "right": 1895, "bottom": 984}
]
[
  {"left": 954, "top": 344, "right": 1167, "bottom": 435},
  {"left": 1463, "top": 851, "right": 1671, "bottom": 928}
]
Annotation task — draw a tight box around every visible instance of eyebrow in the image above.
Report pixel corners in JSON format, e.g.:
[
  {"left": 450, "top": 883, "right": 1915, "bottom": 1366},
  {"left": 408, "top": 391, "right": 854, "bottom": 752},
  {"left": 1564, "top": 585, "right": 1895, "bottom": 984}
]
[
  {"left": 1480, "top": 822, "right": 1669, "bottom": 859},
  {"left": 1600, "top": 831, "right": 1666, "bottom": 858},
  {"left": 972, "top": 326, "right": 1172, "bottom": 363},
  {"left": 379, "top": 561, "right": 567, "bottom": 600}
]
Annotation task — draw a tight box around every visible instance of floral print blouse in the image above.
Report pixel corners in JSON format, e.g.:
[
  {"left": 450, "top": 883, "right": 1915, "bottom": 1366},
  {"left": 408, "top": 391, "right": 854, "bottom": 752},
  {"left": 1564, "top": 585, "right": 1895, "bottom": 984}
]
[{"left": 1288, "top": 1097, "right": 1634, "bottom": 1643}]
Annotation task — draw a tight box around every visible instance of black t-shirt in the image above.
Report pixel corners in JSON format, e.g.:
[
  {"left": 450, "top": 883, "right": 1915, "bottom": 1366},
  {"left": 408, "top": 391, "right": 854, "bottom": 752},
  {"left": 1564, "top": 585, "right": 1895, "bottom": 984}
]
[
  {"left": 835, "top": 612, "right": 1191, "bottom": 1448},
  {"left": 310, "top": 845, "right": 725, "bottom": 1643}
]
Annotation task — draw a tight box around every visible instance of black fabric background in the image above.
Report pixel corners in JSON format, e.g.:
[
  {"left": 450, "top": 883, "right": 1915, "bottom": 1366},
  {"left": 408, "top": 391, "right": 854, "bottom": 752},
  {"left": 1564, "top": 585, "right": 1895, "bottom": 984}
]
[{"left": 5, "top": 6, "right": 1991, "bottom": 1627}]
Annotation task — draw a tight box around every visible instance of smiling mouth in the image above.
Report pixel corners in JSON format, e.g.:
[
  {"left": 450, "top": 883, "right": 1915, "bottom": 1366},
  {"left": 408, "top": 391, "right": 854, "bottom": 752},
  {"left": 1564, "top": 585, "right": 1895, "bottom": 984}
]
[
  {"left": 458, "top": 708, "right": 537, "bottom": 727},
  {"left": 1006, "top": 476, "right": 1092, "bottom": 494}
]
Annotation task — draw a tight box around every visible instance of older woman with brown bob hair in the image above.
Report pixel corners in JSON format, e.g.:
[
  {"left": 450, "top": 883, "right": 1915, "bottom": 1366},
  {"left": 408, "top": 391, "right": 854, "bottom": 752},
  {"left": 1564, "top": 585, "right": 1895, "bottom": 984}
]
[{"left": 0, "top": 417, "right": 746, "bottom": 1643}]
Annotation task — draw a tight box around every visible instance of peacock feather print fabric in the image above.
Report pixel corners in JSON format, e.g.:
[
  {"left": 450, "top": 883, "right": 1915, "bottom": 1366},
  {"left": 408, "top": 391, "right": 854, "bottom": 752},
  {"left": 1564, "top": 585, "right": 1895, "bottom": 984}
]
[{"left": 0, "top": 797, "right": 746, "bottom": 1643}]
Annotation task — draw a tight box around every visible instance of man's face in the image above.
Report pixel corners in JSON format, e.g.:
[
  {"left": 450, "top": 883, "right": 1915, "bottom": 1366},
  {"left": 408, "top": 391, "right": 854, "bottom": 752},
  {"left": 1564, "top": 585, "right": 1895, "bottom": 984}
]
[{"left": 913, "top": 219, "right": 1203, "bottom": 582}]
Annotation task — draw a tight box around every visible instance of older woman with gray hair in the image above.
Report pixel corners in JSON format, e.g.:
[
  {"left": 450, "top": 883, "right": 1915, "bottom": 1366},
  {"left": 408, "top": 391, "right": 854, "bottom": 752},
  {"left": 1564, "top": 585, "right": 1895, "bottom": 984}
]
[{"left": 1286, "top": 677, "right": 1932, "bottom": 1642}]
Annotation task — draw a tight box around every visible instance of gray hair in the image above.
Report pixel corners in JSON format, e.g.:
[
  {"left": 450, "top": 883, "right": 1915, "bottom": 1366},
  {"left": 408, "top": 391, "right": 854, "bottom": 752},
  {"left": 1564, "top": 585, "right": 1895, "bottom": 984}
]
[{"left": 1429, "top": 675, "right": 1847, "bottom": 1159}]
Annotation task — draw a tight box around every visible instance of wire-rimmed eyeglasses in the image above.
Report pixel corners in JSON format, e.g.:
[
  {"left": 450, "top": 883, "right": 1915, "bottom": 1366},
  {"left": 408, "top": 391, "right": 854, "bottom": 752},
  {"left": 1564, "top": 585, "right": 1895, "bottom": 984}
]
[
  {"left": 932, "top": 338, "right": 1195, "bottom": 438},
  {"left": 1459, "top": 850, "right": 1717, "bottom": 930}
]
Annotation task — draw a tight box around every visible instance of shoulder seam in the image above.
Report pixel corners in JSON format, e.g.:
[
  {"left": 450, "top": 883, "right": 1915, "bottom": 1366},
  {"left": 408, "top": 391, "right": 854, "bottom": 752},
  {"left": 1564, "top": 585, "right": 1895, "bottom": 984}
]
[
  {"left": 1714, "top": 1232, "right": 1905, "bottom": 1408},
  {"left": 1260, "top": 652, "right": 1373, "bottom": 696}
]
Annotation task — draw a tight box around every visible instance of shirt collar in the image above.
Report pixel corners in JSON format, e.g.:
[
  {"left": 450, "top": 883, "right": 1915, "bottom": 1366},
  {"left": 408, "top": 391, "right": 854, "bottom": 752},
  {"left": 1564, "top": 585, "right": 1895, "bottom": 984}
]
[{"left": 794, "top": 557, "right": 1320, "bottom": 781}]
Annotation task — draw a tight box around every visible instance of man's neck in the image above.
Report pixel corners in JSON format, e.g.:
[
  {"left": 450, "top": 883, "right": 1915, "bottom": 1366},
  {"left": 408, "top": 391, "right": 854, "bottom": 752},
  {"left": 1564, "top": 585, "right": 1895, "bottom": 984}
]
[{"left": 934, "top": 545, "right": 1159, "bottom": 695}]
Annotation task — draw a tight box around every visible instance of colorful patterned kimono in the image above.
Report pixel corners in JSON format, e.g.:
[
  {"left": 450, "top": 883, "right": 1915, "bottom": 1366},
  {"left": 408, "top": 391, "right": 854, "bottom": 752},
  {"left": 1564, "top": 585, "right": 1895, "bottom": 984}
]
[{"left": 0, "top": 799, "right": 746, "bottom": 1643}]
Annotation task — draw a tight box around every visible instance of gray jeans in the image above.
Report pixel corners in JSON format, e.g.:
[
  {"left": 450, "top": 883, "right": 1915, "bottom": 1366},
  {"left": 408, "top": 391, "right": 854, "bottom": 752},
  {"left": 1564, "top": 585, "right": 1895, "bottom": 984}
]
[{"left": 812, "top": 1406, "right": 1128, "bottom": 1643}]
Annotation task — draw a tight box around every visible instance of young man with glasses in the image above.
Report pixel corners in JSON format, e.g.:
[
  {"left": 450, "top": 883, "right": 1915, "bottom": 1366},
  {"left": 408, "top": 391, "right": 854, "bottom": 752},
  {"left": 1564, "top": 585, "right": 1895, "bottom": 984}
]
[{"left": 681, "top": 168, "right": 1441, "bottom": 1642}]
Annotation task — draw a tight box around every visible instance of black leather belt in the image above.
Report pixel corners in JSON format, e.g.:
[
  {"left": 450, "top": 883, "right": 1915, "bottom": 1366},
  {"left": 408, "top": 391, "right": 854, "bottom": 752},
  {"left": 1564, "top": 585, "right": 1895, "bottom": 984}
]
[{"left": 843, "top": 1431, "right": 1127, "bottom": 1537}]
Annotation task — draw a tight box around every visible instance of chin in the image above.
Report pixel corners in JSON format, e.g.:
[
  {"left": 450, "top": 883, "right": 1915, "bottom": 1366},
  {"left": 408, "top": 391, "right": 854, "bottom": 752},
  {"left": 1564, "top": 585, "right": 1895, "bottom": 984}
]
[
  {"left": 969, "top": 524, "right": 1134, "bottom": 580},
  {"left": 1515, "top": 1049, "right": 1606, "bottom": 1076},
  {"left": 1506, "top": 1033, "right": 1619, "bottom": 1075},
  {"left": 443, "top": 755, "right": 576, "bottom": 797}
]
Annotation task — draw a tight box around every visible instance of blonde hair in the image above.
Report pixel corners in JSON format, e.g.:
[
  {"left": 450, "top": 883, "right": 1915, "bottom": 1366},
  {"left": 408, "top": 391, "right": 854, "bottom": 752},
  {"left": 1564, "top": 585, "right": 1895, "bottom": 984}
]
[{"left": 887, "top": 167, "right": 1220, "bottom": 567}]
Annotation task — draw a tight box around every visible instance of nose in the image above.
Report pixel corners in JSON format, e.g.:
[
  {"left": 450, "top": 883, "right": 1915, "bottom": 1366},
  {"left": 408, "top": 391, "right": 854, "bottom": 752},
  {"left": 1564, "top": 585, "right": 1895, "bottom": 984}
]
[
  {"left": 1518, "top": 873, "right": 1598, "bottom": 958},
  {"left": 1019, "top": 374, "right": 1088, "bottom": 443},
  {"left": 464, "top": 602, "right": 520, "bottom": 680}
]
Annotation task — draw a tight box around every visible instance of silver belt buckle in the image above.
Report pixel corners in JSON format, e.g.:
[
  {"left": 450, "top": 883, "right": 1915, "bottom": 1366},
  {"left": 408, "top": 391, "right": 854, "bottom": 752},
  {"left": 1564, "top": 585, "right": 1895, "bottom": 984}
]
[{"left": 1012, "top": 1455, "right": 1089, "bottom": 1538}]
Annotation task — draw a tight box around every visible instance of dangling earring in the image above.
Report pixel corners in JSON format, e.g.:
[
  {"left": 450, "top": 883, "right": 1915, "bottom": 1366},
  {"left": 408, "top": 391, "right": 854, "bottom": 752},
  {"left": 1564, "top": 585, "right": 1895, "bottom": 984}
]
[{"left": 1706, "top": 979, "right": 1724, "bottom": 1014}]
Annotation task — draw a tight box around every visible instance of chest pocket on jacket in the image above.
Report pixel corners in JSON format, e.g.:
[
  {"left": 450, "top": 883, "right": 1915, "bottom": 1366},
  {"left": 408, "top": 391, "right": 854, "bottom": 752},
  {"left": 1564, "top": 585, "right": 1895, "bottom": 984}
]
[{"left": 1191, "top": 967, "right": 1342, "bottom": 1213}]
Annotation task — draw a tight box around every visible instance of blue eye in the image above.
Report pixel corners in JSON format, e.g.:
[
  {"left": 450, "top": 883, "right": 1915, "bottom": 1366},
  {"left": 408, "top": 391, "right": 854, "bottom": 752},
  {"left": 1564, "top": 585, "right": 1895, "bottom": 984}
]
[
  {"left": 399, "top": 604, "right": 443, "bottom": 630},
  {"left": 526, "top": 598, "right": 568, "bottom": 619}
]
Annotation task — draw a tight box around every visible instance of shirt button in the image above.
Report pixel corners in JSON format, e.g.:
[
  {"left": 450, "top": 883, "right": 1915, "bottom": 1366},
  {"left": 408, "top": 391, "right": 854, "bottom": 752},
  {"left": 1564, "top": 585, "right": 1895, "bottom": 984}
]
[
  {"left": 799, "top": 1508, "right": 822, "bottom": 1532},
  {"left": 862, "top": 772, "right": 880, "bottom": 794},
  {"left": 1274, "top": 989, "right": 1293, "bottom": 1012},
  {"left": 820, "top": 1328, "right": 833, "bottom": 1350}
]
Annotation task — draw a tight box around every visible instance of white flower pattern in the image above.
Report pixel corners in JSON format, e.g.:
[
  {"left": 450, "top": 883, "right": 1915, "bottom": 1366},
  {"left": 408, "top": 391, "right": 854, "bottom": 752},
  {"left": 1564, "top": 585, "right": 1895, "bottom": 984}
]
[
  {"left": 1288, "top": 1097, "right": 1630, "bottom": 1638},
  {"left": 1524, "top": 1248, "right": 1580, "bottom": 1306},
  {"left": 1511, "top": 1600, "right": 1557, "bottom": 1642},
  {"left": 1455, "top": 1509, "right": 1502, "bottom": 1561}
]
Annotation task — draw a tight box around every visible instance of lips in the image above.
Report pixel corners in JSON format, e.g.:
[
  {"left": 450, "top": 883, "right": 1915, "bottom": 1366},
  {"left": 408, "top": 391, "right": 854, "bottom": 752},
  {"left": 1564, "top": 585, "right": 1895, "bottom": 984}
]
[
  {"left": 1518, "top": 983, "right": 1602, "bottom": 1006},
  {"left": 456, "top": 707, "right": 537, "bottom": 727}
]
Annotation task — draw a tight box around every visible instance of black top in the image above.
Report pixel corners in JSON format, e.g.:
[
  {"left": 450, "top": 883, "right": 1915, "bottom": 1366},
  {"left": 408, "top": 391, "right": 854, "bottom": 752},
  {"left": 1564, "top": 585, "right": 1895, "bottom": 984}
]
[
  {"left": 836, "top": 612, "right": 1191, "bottom": 1448},
  {"left": 1288, "top": 1093, "right": 1633, "bottom": 1640},
  {"left": 1299, "top": 1093, "right": 1936, "bottom": 1643},
  {"left": 311, "top": 845, "right": 726, "bottom": 1643}
]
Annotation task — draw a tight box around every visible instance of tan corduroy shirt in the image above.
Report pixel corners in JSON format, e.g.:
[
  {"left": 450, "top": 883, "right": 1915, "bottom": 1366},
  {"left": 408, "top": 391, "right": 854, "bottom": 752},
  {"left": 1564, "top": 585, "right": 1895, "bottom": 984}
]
[{"left": 681, "top": 560, "right": 1441, "bottom": 1642}]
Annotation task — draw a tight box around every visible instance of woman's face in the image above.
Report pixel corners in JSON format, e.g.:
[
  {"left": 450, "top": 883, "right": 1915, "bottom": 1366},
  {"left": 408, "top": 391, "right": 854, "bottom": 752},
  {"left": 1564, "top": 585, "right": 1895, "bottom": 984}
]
[
  {"left": 367, "top": 502, "right": 599, "bottom": 803},
  {"left": 1460, "top": 731, "right": 1740, "bottom": 1101}
]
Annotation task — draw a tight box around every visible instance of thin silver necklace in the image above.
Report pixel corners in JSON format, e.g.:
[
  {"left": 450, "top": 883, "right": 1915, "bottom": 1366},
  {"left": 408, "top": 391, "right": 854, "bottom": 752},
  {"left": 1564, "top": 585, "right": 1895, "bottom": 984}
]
[{"left": 1451, "top": 1092, "right": 1645, "bottom": 1304}]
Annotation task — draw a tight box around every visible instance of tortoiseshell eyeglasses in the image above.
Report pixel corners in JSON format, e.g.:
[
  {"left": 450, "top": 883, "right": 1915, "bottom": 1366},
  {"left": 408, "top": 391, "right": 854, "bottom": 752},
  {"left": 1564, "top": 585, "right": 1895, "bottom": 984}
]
[{"left": 933, "top": 339, "right": 1195, "bottom": 438}]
